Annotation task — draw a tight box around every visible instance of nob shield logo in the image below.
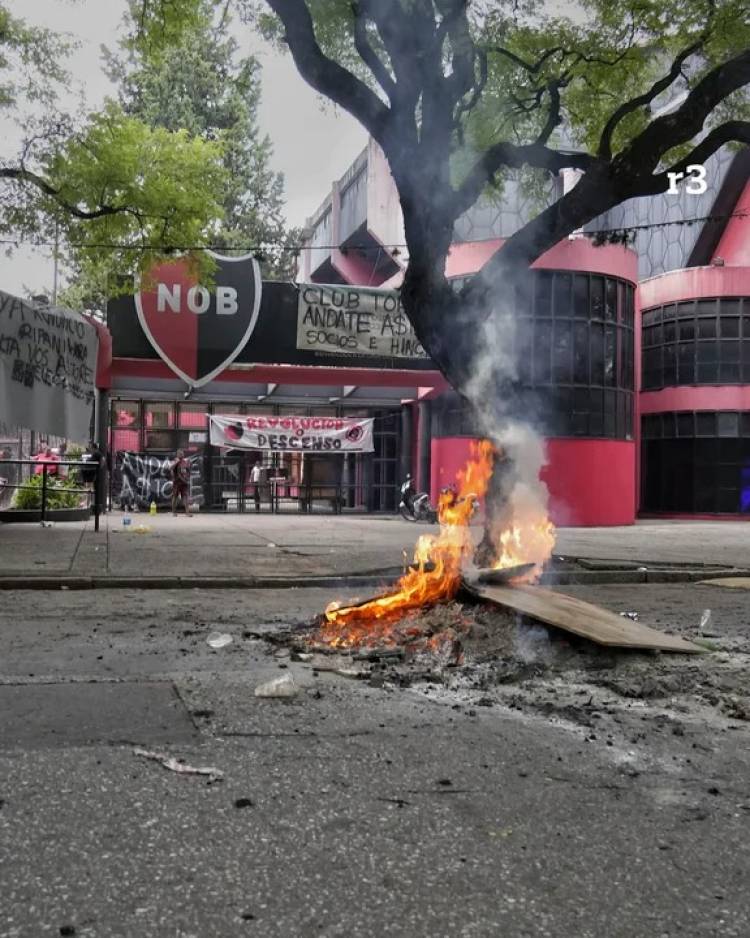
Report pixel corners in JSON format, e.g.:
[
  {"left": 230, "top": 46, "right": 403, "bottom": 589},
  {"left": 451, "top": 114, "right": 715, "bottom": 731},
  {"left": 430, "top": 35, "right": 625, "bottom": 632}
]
[{"left": 135, "top": 251, "right": 262, "bottom": 388}]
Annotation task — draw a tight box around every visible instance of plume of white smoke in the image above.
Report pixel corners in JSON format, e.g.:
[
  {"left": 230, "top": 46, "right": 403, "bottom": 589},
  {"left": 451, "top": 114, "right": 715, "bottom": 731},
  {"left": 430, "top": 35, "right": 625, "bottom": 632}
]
[{"left": 460, "top": 279, "right": 556, "bottom": 566}]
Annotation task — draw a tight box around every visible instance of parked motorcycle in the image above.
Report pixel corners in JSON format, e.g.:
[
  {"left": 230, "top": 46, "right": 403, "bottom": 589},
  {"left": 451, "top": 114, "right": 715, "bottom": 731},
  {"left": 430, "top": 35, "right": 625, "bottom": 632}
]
[{"left": 399, "top": 474, "right": 437, "bottom": 523}]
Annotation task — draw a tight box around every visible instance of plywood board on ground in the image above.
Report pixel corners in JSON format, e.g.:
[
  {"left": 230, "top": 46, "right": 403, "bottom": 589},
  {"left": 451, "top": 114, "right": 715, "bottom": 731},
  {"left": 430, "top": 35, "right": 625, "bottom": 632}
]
[{"left": 467, "top": 582, "right": 702, "bottom": 653}]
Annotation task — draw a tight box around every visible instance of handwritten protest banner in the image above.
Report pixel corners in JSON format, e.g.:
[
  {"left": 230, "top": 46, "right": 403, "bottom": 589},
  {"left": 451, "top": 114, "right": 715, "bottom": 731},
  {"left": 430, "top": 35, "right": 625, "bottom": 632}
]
[
  {"left": 112, "top": 452, "right": 204, "bottom": 509},
  {"left": 296, "top": 284, "right": 428, "bottom": 360},
  {"left": 0, "top": 292, "right": 99, "bottom": 441}
]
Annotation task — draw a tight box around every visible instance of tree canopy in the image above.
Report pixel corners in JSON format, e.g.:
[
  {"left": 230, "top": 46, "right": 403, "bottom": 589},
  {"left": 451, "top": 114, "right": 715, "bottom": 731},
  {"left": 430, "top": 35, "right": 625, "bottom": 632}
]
[
  {"left": 0, "top": 0, "right": 298, "bottom": 306},
  {"left": 0, "top": 2, "right": 230, "bottom": 294},
  {"left": 107, "top": 0, "right": 298, "bottom": 278}
]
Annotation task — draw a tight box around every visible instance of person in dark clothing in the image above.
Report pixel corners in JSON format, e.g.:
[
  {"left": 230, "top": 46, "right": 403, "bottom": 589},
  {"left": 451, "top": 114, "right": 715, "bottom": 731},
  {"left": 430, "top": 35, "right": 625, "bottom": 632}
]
[
  {"left": 81, "top": 442, "right": 101, "bottom": 486},
  {"left": 171, "top": 449, "right": 192, "bottom": 516}
]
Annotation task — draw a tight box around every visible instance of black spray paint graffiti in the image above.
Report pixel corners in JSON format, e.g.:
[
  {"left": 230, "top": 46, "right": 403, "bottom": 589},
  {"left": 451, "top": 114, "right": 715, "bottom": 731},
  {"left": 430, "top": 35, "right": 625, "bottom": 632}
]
[{"left": 113, "top": 452, "right": 204, "bottom": 509}]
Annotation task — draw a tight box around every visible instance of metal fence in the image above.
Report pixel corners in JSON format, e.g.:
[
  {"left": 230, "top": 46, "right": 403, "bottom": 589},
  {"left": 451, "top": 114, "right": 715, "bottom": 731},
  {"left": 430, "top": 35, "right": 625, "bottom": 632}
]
[{"left": 0, "top": 459, "right": 103, "bottom": 530}]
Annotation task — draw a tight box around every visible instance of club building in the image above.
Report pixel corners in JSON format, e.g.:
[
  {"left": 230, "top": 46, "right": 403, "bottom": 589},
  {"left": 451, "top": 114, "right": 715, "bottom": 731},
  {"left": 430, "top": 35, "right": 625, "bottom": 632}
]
[{"left": 102, "top": 139, "right": 750, "bottom": 523}]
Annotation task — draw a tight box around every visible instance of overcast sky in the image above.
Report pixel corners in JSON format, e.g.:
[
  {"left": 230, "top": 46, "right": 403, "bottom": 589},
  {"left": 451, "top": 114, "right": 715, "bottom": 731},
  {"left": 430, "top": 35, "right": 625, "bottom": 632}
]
[{"left": 0, "top": 0, "right": 367, "bottom": 296}]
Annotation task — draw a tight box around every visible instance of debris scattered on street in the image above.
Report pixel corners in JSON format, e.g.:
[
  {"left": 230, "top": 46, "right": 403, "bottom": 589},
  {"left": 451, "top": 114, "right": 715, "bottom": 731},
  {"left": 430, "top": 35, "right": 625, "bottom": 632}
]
[
  {"left": 254, "top": 673, "right": 298, "bottom": 698},
  {"left": 133, "top": 747, "right": 224, "bottom": 782},
  {"left": 619, "top": 611, "right": 639, "bottom": 620},
  {"left": 206, "top": 631, "right": 233, "bottom": 649},
  {"left": 700, "top": 609, "right": 712, "bottom": 633}
]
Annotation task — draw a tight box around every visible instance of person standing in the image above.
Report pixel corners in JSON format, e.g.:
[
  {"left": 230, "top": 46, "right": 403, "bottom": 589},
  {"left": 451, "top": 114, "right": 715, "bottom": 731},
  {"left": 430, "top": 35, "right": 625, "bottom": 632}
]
[
  {"left": 34, "top": 446, "right": 59, "bottom": 477},
  {"left": 250, "top": 458, "right": 265, "bottom": 512},
  {"left": 171, "top": 449, "right": 192, "bottom": 516}
]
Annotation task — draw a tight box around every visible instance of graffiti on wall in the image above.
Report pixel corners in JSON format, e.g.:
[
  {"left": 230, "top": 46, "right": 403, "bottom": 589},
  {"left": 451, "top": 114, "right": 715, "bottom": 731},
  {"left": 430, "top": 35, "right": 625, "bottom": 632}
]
[{"left": 112, "top": 452, "right": 204, "bottom": 509}]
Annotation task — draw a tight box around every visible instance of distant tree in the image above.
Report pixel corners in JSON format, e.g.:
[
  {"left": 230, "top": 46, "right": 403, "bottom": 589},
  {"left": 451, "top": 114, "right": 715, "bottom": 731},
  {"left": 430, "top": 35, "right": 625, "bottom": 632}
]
[
  {"left": 106, "top": 0, "right": 299, "bottom": 279},
  {"left": 0, "top": 2, "right": 227, "bottom": 296}
]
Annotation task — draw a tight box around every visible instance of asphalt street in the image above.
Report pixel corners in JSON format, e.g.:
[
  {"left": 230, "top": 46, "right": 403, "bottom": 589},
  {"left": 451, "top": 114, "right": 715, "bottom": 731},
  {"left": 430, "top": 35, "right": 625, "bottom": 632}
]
[{"left": 1, "top": 582, "right": 749, "bottom": 937}]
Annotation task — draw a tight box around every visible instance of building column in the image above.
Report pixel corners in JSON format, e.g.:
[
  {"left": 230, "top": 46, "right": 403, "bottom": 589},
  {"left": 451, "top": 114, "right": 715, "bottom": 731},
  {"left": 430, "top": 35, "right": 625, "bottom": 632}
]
[
  {"left": 96, "top": 389, "right": 110, "bottom": 511},
  {"left": 400, "top": 406, "right": 413, "bottom": 483},
  {"left": 417, "top": 400, "right": 432, "bottom": 494}
]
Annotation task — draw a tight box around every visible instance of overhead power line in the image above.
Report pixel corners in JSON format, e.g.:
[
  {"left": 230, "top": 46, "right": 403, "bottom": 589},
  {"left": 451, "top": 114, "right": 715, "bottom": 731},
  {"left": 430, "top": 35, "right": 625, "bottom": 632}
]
[{"left": 0, "top": 210, "right": 746, "bottom": 255}]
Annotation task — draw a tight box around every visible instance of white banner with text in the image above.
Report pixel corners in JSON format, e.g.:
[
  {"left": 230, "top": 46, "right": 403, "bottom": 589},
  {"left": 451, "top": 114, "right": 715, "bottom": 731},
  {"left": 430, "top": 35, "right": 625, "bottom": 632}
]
[
  {"left": 0, "top": 291, "right": 98, "bottom": 441},
  {"left": 296, "top": 284, "right": 427, "bottom": 360},
  {"left": 210, "top": 414, "right": 375, "bottom": 453}
]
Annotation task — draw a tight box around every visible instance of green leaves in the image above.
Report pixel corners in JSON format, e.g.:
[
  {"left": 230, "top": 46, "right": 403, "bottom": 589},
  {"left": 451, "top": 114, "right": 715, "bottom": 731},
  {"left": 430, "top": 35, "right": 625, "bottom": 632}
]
[
  {"left": 109, "top": 0, "right": 295, "bottom": 278},
  {"left": 0, "top": 1, "right": 70, "bottom": 109},
  {"left": 49, "top": 101, "right": 227, "bottom": 291}
]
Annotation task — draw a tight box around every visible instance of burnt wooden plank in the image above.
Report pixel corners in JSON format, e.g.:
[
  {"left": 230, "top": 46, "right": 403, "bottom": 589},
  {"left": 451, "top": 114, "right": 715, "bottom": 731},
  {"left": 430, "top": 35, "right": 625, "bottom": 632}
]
[
  {"left": 477, "top": 564, "right": 536, "bottom": 585},
  {"left": 468, "top": 582, "right": 702, "bottom": 653}
]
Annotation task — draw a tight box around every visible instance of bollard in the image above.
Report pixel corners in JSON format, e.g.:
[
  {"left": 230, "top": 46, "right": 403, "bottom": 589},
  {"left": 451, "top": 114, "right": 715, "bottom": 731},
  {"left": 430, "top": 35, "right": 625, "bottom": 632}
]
[{"left": 94, "top": 461, "right": 101, "bottom": 533}]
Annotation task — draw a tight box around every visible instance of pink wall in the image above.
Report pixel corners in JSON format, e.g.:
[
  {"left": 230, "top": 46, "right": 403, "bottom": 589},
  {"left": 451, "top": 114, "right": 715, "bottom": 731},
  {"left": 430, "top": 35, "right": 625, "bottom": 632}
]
[
  {"left": 543, "top": 439, "right": 636, "bottom": 526},
  {"left": 640, "top": 266, "right": 750, "bottom": 306},
  {"left": 641, "top": 386, "right": 750, "bottom": 413},
  {"left": 383, "top": 236, "right": 637, "bottom": 290},
  {"left": 431, "top": 436, "right": 636, "bottom": 527},
  {"left": 431, "top": 437, "right": 476, "bottom": 502},
  {"left": 713, "top": 180, "right": 750, "bottom": 267}
]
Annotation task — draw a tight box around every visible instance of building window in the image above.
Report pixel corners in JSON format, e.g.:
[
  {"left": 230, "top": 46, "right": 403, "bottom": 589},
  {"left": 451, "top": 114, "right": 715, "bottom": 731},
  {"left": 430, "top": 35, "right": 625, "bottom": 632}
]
[
  {"left": 641, "top": 410, "right": 750, "bottom": 514},
  {"left": 642, "top": 297, "right": 750, "bottom": 389},
  {"left": 433, "top": 270, "right": 635, "bottom": 440},
  {"left": 111, "top": 399, "right": 141, "bottom": 453}
]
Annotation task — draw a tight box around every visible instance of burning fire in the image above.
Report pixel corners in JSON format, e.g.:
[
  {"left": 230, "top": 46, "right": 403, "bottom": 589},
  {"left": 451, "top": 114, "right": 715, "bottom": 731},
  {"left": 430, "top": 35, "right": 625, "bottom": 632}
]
[
  {"left": 314, "top": 439, "right": 555, "bottom": 649},
  {"left": 493, "top": 499, "right": 557, "bottom": 575}
]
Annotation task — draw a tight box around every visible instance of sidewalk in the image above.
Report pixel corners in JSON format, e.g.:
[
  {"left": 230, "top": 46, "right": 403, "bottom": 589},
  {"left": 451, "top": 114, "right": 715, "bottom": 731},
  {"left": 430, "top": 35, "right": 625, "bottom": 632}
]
[{"left": 0, "top": 513, "right": 748, "bottom": 582}]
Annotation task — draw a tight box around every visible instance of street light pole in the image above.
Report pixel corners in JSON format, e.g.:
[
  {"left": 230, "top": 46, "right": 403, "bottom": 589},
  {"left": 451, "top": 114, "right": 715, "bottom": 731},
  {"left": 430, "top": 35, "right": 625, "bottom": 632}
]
[{"left": 52, "top": 220, "right": 59, "bottom": 305}]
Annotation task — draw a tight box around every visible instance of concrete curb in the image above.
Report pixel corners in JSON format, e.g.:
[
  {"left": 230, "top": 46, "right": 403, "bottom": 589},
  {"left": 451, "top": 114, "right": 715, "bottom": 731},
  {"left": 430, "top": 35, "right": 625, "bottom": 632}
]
[
  {"left": 0, "top": 574, "right": 397, "bottom": 591},
  {"left": 0, "top": 568, "right": 748, "bottom": 590}
]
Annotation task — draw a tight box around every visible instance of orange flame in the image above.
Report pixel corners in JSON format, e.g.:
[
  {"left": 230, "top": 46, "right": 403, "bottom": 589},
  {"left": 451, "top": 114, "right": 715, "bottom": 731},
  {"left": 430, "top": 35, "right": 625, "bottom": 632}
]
[{"left": 313, "top": 439, "right": 555, "bottom": 649}]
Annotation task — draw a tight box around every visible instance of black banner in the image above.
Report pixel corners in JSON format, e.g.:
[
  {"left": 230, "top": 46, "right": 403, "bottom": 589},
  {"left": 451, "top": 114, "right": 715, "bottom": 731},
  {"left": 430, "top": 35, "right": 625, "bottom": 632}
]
[{"left": 112, "top": 452, "right": 204, "bottom": 509}]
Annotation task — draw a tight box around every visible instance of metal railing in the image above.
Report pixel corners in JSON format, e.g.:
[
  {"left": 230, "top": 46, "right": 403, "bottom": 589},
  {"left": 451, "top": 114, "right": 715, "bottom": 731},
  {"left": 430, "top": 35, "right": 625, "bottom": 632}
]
[{"left": 0, "top": 459, "right": 103, "bottom": 531}]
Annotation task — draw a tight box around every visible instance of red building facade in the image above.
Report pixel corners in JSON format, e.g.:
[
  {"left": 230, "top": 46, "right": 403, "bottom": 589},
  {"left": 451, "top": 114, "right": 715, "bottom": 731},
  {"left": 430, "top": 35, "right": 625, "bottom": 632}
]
[{"left": 99, "top": 141, "right": 750, "bottom": 523}]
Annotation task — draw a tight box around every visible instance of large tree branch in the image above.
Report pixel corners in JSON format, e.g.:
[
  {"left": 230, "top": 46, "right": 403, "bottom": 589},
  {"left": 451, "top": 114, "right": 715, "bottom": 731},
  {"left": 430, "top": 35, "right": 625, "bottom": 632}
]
[
  {"left": 535, "top": 76, "right": 567, "bottom": 145},
  {"left": 437, "top": 0, "right": 477, "bottom": 104},
  {"left": 491, "top": 45, "right": 565, "bottom": 75},
  {"left": 639, "top": 122, "right": 750, "bottom": 195},
  {"left": 598, "top": 40, "right": 703, "bottom": 159},
  {"left": 613, "top": 48, "right": 750, "bottom": 177},
  {"left": 0, "top": 166, "right": 123, "bottom": 220},
  {"left": 454, "top": 45, "right": 488, "bottom": 136},
  {"left": 264, "top": 0, "right": 390, "bottom": 144},
  {"left": 452, "top": 143, "right": 599, "bottom": 218},
  {"left": 350, "top": 2, "right": 396, "bottom": 102}
]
